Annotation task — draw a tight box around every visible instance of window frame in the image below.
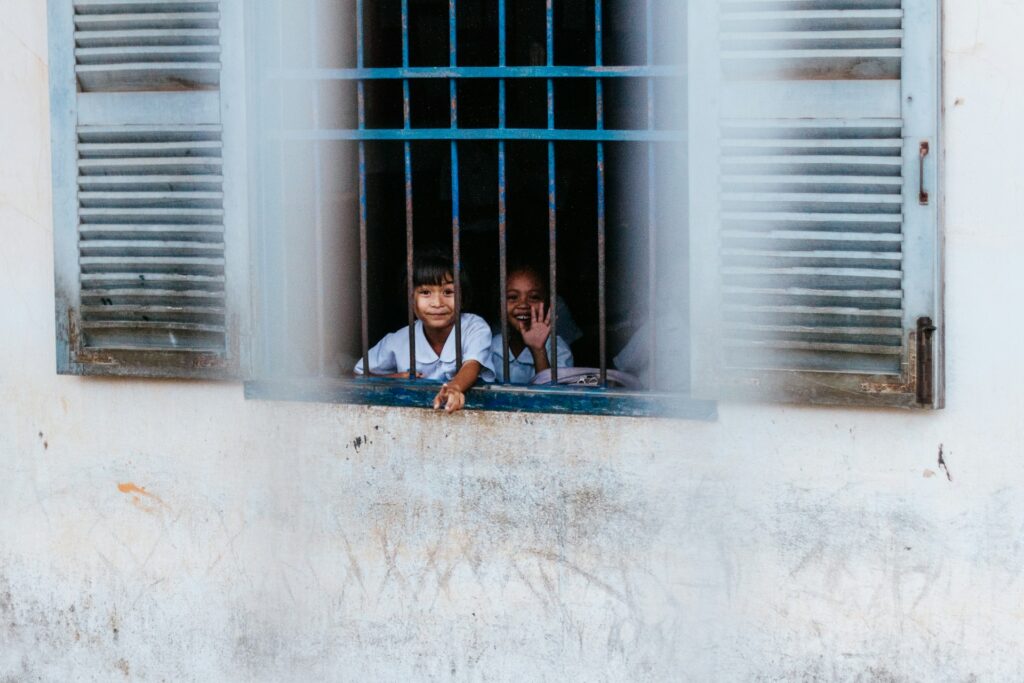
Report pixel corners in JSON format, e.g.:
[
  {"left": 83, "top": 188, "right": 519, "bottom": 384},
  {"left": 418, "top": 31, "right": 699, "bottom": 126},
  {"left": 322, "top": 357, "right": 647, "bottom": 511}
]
[{"left": 243, "top": 0, "right": 716, "bottom": 419}]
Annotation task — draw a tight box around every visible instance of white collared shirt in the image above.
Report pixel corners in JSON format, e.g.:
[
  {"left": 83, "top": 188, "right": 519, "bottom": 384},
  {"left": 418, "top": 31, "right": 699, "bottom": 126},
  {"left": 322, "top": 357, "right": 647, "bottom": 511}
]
[
  {"left": 489, "top": 333, "right": 574, "bottom": 384},
  {"left": 354, "top": 313, "right": 496, "bottom": 382}
]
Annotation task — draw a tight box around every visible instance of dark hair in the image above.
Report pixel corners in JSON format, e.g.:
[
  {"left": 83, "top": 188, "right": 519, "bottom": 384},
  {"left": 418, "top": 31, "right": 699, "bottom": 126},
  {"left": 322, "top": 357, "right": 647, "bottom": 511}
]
[
  {"left": 506, "top": 259, "right": 549, "bottom": 297},
  {"left": 411, "top": 249, "right": 472, "bottom": 307}
]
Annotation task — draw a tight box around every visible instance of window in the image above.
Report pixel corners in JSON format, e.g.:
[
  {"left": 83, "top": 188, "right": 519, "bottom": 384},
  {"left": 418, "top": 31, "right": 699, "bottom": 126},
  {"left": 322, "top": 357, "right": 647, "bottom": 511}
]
[{"left": 48, "top": 0, "right": 943, "bottom": 415}]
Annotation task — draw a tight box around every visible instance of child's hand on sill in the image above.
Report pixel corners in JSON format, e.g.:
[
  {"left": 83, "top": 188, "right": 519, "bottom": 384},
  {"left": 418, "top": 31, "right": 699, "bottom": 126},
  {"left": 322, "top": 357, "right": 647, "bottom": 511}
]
[{"left": 433, "top": 383, "right": 465, "bottom": 413}]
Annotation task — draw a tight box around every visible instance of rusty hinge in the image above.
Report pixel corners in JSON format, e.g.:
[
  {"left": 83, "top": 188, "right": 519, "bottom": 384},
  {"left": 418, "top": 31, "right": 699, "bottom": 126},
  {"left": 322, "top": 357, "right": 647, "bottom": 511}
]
[{"left": 916, "top": 316, "right": 937, "bottom": 405}]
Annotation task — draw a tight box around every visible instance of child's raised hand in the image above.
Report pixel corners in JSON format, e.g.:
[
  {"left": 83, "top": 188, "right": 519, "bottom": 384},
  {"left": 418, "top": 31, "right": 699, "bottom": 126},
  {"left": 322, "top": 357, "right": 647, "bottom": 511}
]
[
  {"left": 432, "top": 382, "right": 466, "bottom": 413},
  {"left": 519, "top": 303, "right": 551, "bottom": 351}
]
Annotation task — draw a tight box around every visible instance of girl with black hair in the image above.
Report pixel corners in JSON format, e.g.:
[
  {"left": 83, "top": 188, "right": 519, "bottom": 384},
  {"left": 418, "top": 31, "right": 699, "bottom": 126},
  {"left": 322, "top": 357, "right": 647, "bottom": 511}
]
[{"left": 354, "top": 251, "right": 494, "bottom": 412}]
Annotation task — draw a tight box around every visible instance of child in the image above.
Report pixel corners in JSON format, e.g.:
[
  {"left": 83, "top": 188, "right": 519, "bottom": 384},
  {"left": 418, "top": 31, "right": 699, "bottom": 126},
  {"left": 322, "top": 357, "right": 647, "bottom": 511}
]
[
  {"left": 490, "top": 264, "right": 574, "bottom": 384},
  {"left": 354, "top": 251, "right": 495, "bottom": 412}
]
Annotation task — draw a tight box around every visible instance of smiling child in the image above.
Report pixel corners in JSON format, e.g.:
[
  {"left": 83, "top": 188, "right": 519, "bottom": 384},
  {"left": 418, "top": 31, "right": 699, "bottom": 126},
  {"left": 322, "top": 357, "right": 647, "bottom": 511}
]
[{"left": 354, "top": 251, "right": 494, "bottom": 412}]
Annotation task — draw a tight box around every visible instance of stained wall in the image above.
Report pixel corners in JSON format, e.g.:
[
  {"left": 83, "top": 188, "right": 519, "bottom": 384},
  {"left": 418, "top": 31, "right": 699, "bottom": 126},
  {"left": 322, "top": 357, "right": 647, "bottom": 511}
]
[{"left": 2, "top": 2, "right": 1023, "bottom": 680}]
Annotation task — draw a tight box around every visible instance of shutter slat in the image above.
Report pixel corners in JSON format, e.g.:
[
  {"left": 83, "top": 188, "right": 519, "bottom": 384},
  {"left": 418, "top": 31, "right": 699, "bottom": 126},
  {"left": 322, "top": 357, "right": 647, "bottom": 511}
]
[
  {"left": 73, "top": 4, "right": 220, "bottom": 92},
  {"left": 76, "top": 124, "right": 227, "bottom": 354},
  {"left": 80, "top": 272, "right": 224, "bottom": 283},
  {"left": 724, "top": 339, "right": 902, "bottom": 356}
]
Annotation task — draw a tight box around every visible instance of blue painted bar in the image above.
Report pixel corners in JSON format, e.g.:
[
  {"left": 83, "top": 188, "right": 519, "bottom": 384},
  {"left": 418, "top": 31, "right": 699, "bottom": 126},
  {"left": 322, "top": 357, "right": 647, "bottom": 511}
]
[
  {"left": 359, "top": 142, "right": 369, "bottom": 373},
  {"left": 402, "top": 0, "right": 411, "bottom": 129},
  {"left": 596, "top": 0, "right": 607, "bottom": 386},
  {"left": 269, "top": 65, "right": 688, "bottom": 80},
  {"left": 355, "top": 0, "right": 364, "bottom": 70},
  {"left": 402, "top": 0, "right": 416, "bottom": 377},
  {"left": 498, "top": 141, "right": 509, "bottom": 384},
  {"left": 646, "top": 0, "right": 657, "bottom": 388},
  {"left": 277, "top": 128, "right": 687, "bottom": 142},
  {"left": 451, "top": 141, "right": 463, "bottom": 370},
  {"left": 245, "top": 378, "right": 718, "bottom": 420},
  {"left": 356, "top": 0, "right": 368, "bottom": 372},
  {"left": 450, "top": 0, "right": 462, "bottom": 370},
  {"left": 404, "top": 142, "right": 415, "bottom": 377},
  {"left": 498, "top": 0, "right": 509, "bottom": 383},
  {"left": 546, "top": 0, "right": 558, "bottom": 383}
]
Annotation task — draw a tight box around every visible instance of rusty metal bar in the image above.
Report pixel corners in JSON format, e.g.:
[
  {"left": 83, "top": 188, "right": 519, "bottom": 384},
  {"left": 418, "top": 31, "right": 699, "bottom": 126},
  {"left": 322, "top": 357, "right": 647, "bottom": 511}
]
[
  {"left": 546, "top": 0, "right": 558, "bottom": 383},
  {"left": 645, "top": 0, "right": 657, "bottom": 389},
  {"left": 498, "top": 0, "right": 510, "bottom": 383},
  {"left": 402, "top": 0, "right": 416, "bottom": 378},
  {"left": 596, "top": 0, "right": 607, "bottom": 386},
  {"left": 357, "top": 0, "right": 369, "bottom": 373},
  {"left": 450, "top": 0, "right": 463, "bottom": 369}
]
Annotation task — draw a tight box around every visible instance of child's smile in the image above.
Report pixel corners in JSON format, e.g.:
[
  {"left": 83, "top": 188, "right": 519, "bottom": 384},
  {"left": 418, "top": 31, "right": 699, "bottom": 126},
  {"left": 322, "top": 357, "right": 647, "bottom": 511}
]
[
  {"left": 415, "top": 279, "right": 457, "bottom": 333},
  {"left": 505, "top": 271, "right": 546, "bottom": 330}
]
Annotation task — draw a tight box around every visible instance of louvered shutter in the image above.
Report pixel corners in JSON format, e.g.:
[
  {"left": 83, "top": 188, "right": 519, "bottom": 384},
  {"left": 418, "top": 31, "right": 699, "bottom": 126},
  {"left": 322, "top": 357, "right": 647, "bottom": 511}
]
[
  {"left": 688, "top": 0, "right": 941, "bottom": 408},
  {"left": 48, "top": 0, "right": 250, "bottom": 378}
]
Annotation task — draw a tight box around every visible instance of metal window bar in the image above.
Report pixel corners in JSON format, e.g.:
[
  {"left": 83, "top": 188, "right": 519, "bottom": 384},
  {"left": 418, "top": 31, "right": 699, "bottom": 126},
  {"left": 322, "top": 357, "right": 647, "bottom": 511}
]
[
  {"left": 497, "top": 0, "right": 510, "bottom": 384},
  {"left": 356, "top": 0, "right": 369, "bottom": 375},
  {"left": 595, "top": 0, "right": 607, "bottom": 387},
  {"left": 402, "top": 0, "right": 416, "bottom": 378},
  {"left": 546, "top": 0, "right": 558, "bottom": 383},
  {"left": 334, "top": 0, "right": 683, "bottom": 390},
  {"left": 450, "top": 0, "right": 463, "bottom": 371}
]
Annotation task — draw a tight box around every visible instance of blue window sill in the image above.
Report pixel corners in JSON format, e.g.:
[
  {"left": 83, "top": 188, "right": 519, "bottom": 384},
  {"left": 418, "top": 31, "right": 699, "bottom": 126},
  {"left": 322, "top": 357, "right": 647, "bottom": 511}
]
[{"left": 244, "top": 377, "right": 717, "bottom": 420}]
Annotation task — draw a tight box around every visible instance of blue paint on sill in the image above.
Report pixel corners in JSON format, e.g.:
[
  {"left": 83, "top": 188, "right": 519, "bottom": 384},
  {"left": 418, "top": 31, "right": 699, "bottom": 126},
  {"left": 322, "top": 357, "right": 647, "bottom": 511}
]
[{"left": 244, "top": 378, "right": 717, "bottom": 420}]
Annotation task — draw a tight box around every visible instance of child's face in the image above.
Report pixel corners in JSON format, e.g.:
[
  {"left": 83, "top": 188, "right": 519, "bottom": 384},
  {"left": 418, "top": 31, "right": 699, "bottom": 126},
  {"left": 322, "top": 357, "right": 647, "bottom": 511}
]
[
  {"left": 414, "top": 276, "right": 457, "bottom": 332},
  {"left": 505, "top": 270, "right": 546, "bottom": 328}
]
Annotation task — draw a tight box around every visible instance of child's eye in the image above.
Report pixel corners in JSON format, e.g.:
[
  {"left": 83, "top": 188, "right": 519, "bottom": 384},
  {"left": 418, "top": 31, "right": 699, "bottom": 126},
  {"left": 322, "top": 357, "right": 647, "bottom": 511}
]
[{"left": 443, "top": 288, "right": 455, "bottom": 297}]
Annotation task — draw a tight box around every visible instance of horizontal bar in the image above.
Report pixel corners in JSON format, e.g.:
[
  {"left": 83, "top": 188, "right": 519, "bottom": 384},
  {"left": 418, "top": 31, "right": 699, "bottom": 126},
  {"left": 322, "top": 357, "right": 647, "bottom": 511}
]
[
  {"left": 245, "top": 378, "right": 719, "bottom": 420},
  {"left": 268, "top": 65, "right": 687, "bottom": 80},
  {"left": 274, "top": 128, "right": 688, "bottom": 142}
]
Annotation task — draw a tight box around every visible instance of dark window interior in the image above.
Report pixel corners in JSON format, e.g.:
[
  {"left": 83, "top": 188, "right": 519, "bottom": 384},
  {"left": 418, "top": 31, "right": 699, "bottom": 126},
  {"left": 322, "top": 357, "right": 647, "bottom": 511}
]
[{"left": 349, "top": 0, "right": 687, "bottom": 375}]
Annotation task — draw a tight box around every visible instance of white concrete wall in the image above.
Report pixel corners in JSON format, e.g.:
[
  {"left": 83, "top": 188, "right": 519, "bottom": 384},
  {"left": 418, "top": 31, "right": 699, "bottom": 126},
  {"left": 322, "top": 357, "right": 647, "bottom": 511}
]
[{"left": 2, "top": 2, "right": 1023, "bottom": 680}]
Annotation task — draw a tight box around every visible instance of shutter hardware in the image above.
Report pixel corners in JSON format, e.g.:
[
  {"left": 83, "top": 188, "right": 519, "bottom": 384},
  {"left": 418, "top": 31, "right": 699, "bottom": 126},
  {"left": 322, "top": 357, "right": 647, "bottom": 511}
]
[
  {"left": 916, "top": 316, "right": 936, "bottom": 405},
  {"left": 918, "top": 141, "right": 930, "bottom": 205}
]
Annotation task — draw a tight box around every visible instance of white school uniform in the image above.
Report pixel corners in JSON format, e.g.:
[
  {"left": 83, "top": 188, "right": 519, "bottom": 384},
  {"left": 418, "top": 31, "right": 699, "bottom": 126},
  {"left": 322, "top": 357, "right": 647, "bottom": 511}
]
[
  {"left": 489, "top": 332, "right": 574, "bottom": 384},
  {"left": 354, "top": 313, "right": 496, "bottom": 382}
]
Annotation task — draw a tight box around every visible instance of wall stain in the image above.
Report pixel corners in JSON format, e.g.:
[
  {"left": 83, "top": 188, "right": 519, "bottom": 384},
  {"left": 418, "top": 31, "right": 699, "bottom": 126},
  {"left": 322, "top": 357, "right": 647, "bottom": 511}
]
[{"left": 116, "top": 482, "right": 168, "bottom": 514}]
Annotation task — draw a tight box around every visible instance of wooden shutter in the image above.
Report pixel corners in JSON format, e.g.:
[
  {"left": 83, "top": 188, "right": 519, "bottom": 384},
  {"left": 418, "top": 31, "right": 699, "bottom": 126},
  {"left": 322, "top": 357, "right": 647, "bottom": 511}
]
[
  {"left": 48, "top": 0, "right": 250, "bottom": 378},
  {"left": 688, "top": 0, "right": 941, "bottom": 408}
]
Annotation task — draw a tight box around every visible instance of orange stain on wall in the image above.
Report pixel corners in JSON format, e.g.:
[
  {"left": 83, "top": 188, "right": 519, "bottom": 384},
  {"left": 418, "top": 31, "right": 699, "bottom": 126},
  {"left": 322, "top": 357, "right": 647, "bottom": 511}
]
[{"left": 116, "top": 482, "right": 168, "bottom": 513}]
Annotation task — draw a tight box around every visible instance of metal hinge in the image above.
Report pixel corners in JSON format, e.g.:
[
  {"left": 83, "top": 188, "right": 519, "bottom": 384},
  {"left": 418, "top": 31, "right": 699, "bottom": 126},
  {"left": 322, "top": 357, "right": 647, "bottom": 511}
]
[{"left": 916, "top": 316, "right": 937, "bottom": 405}]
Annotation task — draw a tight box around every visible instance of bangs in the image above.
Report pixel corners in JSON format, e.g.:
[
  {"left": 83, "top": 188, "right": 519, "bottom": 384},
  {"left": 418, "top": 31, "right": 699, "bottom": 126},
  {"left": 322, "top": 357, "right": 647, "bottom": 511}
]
[
  {"left": 410, "top": 249, "right": 472, "bottom": 307},
  {"left": 412, "top": 251, "right": 454, "bottom": 287}
]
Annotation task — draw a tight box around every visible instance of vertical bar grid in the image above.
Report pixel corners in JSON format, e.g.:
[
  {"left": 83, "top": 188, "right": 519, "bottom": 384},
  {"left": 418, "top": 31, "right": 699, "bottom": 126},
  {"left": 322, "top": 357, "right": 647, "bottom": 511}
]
[
  {"left": 498, "top": 0, "right": 510, "bottom": 383},
  {"left": 645, "top": 0, "right": 657, "bottom": 389},
  {"left": 356, "top": 0, "right": 369, "bottom": 373},
  {"left": 346, "top": 0, "right": 673, "bottom": 391},
  {"left": 402, "top": 0, "right": 416, "bottom": 378},
  {"left": 546, "top": 0, "right": 558, "bottom": 383},
  {"left": 450, "top": 0, "right": 463, "bottom": 370},
  {"left": 595, "top": 0, "right": 607, "bottom": 386}
]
